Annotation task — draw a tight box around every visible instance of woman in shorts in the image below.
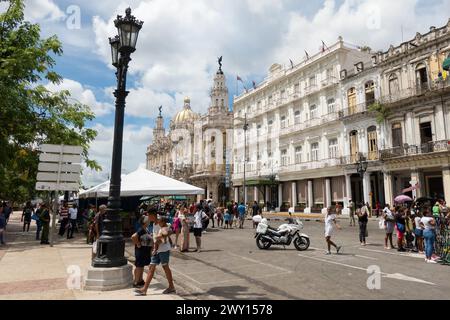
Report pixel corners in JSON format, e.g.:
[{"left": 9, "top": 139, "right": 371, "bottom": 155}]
[{"left": 131, "top": 215, "right": 153, "bottom": 288}]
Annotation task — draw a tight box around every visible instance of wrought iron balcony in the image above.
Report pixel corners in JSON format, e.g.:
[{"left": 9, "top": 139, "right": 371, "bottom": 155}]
[
  {"left": 380, "top": 140, "right": 450, "bottom": 160},
  {"left": 339, "top": 100, "right": 375, "bottom": 118}
]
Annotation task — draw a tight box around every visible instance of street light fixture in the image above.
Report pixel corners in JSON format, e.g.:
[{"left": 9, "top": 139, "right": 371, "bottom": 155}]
[
  {"left": 356, "top": 153, "right": 368, "bottom": 204},
  {"left": 92, "top": 8, "right": 143, "bottom": 268}
]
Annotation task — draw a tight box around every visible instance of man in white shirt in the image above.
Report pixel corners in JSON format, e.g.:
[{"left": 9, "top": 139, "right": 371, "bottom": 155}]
[
  {"left": 193, "top": 203, "right": 208, "bottom": 252},
  {"left": 68, "top": 203, "right": 78, "bottom": 239}
]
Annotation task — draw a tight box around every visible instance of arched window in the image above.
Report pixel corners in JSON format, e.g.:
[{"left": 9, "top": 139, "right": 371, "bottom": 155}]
[
  {"left": 392, "top": 123, "right": 402, "bottom": 147},
  {"left": 415, "top": 63, "right": 428, "bottom": 91},
  {"left": 367, "top": 126, "right": 378, "bottom": 160},
  {"left": 364, "top": 81, "right": 375, "bottom": 105},
  {"left": 388, "top": 74, "right": 399, "bottom": 95},
  {"left": 349, "top": 130, "right": 359, "bottom": 162},
  {"left": 347, "top": 87, "right": 357, "bottom": 114}
]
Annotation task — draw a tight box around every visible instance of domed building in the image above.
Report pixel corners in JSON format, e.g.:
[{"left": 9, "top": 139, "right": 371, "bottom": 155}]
[{"left": 146, "top": 60, "right": 234, "bottom": 204}]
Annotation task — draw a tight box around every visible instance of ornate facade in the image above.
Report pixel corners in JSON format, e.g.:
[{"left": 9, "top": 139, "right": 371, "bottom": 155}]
[{"left": 146, "top": 63, "right": 233, "bottom": 205}]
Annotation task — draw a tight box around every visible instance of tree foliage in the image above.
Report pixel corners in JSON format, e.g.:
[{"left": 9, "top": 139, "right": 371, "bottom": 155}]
[
  {"left": 368, "top": 102, "right": 390, "bottom": 124},
  {"left": 0, "top": 0, "right": 100, "bottom": 203}
]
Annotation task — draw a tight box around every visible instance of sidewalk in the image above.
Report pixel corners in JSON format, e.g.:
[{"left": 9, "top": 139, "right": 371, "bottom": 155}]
[
  {"left": 260, "top": 212, "right": 380, "bottom": 221},
  {"left": 0, "top": 213, "right": 181, "bottom": 300}
]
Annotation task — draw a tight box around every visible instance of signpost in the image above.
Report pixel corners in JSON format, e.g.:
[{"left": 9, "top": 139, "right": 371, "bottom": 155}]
[{"left": 35, "top": 144, "right": 82, "bottom": 247}]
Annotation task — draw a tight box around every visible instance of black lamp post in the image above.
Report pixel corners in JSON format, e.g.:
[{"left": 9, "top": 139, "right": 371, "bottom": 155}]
[
  {"left": 92, "top": 8, "right": 143, "bottom": 268},
  {"left": 356, "top": 154, "right": 368, "bottom": 204}
]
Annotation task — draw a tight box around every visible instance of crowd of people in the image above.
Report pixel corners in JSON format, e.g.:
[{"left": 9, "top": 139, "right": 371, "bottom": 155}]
[{"left": 326, "top": 199, "right": 450, "bottom": 264}]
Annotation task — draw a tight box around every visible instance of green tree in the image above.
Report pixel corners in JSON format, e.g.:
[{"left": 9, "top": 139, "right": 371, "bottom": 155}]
[
  {"left": 368, "top": 102, "right": 391, "bottom": 124},
  {"left": 0, "top": 0, "right": 100, "bottom": 203}
]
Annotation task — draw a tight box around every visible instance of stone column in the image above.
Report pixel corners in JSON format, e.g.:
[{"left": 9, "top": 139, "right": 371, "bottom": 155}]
[
  {"left": 325, "top": 178, "right": 332, "bottom": 208},
  {"left": 410, "top": 170, "right": 422, "bottom": 199},
  {"left": 291, "top": 181, "right": 297, "bottom": 209},
  {"left": 234, "top": 187, "right": 239, "bottom": 202},
  {"left": 265, "top": 185, "right": 270, "bottom": 204},
  {"left": 307, "top": 180, "right": 313, "bottom": 208},
  {"left": 254, "top": 186, "right": 259, "bottom": 203},
  {"left": 443, "top": 167, "right": 450, "bottom": 204},
  {"left": 363, "top": 172, "right": 370, "bottom": 204},
  {"left": 384, "top": 172, "right": 393, "bottom": 206},
  {"left": 278, "top": 183, "right": 283, "bottom": 210},
  {"left": 345, "top": 174, "right": 352, "bottom": 205}
]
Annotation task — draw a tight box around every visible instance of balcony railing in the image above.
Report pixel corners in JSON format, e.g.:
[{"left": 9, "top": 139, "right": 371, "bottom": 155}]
[
  {"left": 339, "top": 100, "right": 375, "bottom": 118},
  {"left": 279, "top": 158, "right": 344, "bottom": 173},
  {"left": 341, "top": 152, "right": 379, "bottom": 164},
  {"left": 380, "top": 140, "right": 450, "bottom": 160},
  {"left": 380, "top": 78, "right": 450, "bottom": 105},
  {"left": 280, "top": 111, "right": 340, "bottom": 136}
]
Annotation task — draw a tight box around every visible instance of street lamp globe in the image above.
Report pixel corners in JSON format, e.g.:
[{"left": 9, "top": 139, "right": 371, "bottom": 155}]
[
  {"left": 114, "top": 7, "right": 143, "bottom": 53},
  {"left": 109, "top": 36, "right": 120, "bottom": 67}
]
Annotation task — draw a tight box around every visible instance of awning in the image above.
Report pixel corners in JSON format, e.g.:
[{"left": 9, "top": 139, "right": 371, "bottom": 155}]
[{"left": 443, "top": 57, "right": 450, "bottom": 71}]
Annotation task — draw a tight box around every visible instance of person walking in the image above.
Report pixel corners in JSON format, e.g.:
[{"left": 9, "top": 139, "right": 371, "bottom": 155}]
[
  {"left": 405, "top": 209, "right": 415, "bottom": 250},
  {"left": 227, "top": 202, "right": 234, "bottom": 229},
  {"left": 39, "top": 203, "right": 50, "bottom": 245},
  {"left": 0, "top": 206, "right": 6, "bottom": 245},
  {"left": 382, "top": 204, "right": 396, "bottom": 249},
  {"left": 356, "top": 203, "right": 368, "bottom": 246},
  {"left": 179, "top": 208, "right": 190, "bottom": 252},
  {"left": 420, "top": 208, "right": 437, "bottom": 263},
  {"left": 208, "top": 200, "right": 215, "bottom": 229},
  {"left": 224, "top": 208, "right": 231, "bottom": 229},
  {"left": 395, "top": 207, "right": 407, "bottom": 252},
  {"left": 414, "top": 211, "right": 424, "bottom": 254},
  {"left": 172, "top": 210, "right": 181, "bottom": 250},
  {"left": 238, "top": 202, "right": 246, "bottom": 229},
  {"left": 375, "top": 201, "right": 381, "bottom": 218},
  {"left": 202, "top": 201, "right": 210, "bottom": 231},
  {"left": 58, "top": 201, "right": 69, "bottom": 237},
  {"left": 252, "top": 201, "right": 260, "bottom": 229},
  {"left": 348, "top": 199, "right": 356, "bottom": 226},
  {"left": 131, "top": 215, "right": 153, "bottom": 288},
  {"left": 86, "top": 204, "right": 96, "bottom": 244},
  {"left": 324, "top": 207, "right": 342, "bottom": 255},
  {"left": 93, "top": 205, "right": 107, "bottom": 241},
  {"left": 233, "top": 202, "right": 239, "bottom": 228},
  {"left": 68, "top": 203, "right": 78, "bottom": 239},
  {"left": 216, "top": 206, "right": 224, "bottom": 228},
  {"left": 22, "top": 201, "right": 33, "bottom": 232},
  {"left": 33, "top": 203, "right": 43, "bottom": 241},
  {"left": 193, "top": 204, "right": 208, "bottom": 252},
  {"left": 135, "top": 214, "right": 176, "bottom": 296},
  {"left": 3, "top": 202, "right": 12, "bottom": 226}
]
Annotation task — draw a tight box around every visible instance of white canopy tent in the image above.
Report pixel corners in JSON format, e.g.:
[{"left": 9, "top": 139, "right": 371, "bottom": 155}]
[{"left": 79, "top": 168, "right": 204, "bottom": 198}]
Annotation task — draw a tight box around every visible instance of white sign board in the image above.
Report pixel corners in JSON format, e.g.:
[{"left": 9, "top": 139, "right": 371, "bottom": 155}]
[
  {"left": 38, "top": 163, "right": 81, "bottom": 173},
  {"left": 37, "top": 172, "right": 80, "bottom": 183},
  {"left": 36, "top": 182, "right": 80, "bottom": 192},
  {"left": 39, "top": 153, "right": 81, "bottom": 164},
  {"left": 40, "top": 144, "right": 83, "bottom": 155}
]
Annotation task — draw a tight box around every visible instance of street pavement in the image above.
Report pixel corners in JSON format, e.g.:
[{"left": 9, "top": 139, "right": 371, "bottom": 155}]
[
  {"left": 160, "top": 216, "right": 450, "bottom": 300},
  {"left": 0, "top": 213, "right": 181, "bottom": 300}
]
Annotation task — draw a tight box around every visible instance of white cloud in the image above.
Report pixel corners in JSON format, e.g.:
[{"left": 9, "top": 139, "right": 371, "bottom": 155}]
[
  {"left": 82, "top": 123, "right": 153, "bottom": 186},
  {"left": 46, "top": 78, "right": 114, "bottom": 117},
  {"left": 24, "top": 0, "right": 65, "bottom": 22}
]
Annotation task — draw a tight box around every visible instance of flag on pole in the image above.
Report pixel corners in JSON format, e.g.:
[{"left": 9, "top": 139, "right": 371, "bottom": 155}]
[
  {"left": 321, "top": 40, "right": 329, "bottom": 53},
  {"left": 305, "top": 50, "right": 310, "bottom": 60},
  {"left": 289, "top": 59, "right": 294, "bottom": 69},
  {"left": 252, "top": 80, "right": 256, "bottom": 89}
]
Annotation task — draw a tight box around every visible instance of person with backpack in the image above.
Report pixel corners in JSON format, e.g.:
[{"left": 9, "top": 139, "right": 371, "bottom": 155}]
[
  {"left": 193, "top": 203, "right": 208, "bottom": 252},
  {"left": 22, "top": 201, "right": 34, "bottom": 232},
  {"left": 39, "top": 203, "right": 50, "bottom": 245}
]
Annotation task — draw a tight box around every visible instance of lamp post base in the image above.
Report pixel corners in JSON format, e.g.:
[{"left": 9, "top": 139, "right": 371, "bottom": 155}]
[{"left": 84, "top": 264, "right": 133, "bottom": 291}]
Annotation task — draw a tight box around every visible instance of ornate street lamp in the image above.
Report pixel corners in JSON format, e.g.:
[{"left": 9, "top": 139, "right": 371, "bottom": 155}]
[
  {"left": 92, "top": 8, "right": 143, "bottom": 268},
  {"left": 356, "top": 154, "right": 368, "bottom": 204}
]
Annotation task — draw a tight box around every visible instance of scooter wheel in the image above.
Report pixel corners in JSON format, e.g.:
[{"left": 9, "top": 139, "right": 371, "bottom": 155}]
[
  {"left": 256, "top": 234, "right": 272, "bottom": 250},
  {"left": 294, "top": 236, "right": 310, "bottom": 251}
]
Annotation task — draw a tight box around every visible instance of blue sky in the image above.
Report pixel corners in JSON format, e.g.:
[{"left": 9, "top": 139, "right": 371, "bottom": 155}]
[{"left": 8, "top": 0, "right": 449, "bottom": 186}]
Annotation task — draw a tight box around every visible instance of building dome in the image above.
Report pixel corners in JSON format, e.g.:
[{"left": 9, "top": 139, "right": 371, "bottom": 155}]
[{"left": 173, "top": 96, "right": 199, "bottom": 124}]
